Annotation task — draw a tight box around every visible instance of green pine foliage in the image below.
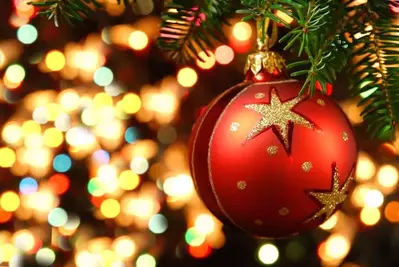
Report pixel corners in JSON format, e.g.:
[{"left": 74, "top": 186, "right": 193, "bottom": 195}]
[
  {"left": 348, "top": 5, "right": 399, "bottom": 140},
  {"left": 157, "top": 0, "right": 232, "bottom": 63},
  {"left": 28, "top": 0, "right": 399, "bottom": 141},
  {"left": 29, "top": 0, "right": 102, "bottom": 26}
]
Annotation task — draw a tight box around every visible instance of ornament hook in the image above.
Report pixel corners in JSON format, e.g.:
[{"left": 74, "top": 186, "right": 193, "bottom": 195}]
[{"left": 256, "top": 17, "right": 278, "bottom": 51}]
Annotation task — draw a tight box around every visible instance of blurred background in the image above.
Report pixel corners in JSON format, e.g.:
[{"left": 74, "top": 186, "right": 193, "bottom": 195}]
[{"left": 0, "top": 0, "right": 398, "bottom": 266}]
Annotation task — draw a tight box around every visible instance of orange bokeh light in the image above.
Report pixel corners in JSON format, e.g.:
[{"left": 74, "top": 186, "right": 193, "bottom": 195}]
[
  {"left": 91, "top": 195, "right": 106, "bottom": 208},
  {"left": 188, "top": 243, "right": 212, "bottom": 259},
  {"left": 16, "top": 1, "right": 36, "bottom": 18},
  {"left": 385, "top": 201, "right": 399, "bottom": 223},
  {"left": 0, "top": 209, "right": 12, "bottom": 223},
  {"left": 3, "top": 76, "right": 21, "bottom": 89},
  {"left": 49, "top": 174, "right": 70, "bottom": 195}
]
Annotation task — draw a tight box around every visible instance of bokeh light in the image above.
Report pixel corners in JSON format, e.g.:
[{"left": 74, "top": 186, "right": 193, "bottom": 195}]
[
  {"left": 125, "top": 127, "right": 138, "bottom": 144},
  {"left": 195, "top": 214, "right": 215, "bottom": 235},
  {"left": 92, "top": 149, "right": 110, "bottom": 165},
  {"left": 45, "top": 50, "right": 66, "bottom": 71},
  {"left": 324, "top": 234, "right": 350, "bottom": 260},
  {"left": 188, "top": 243, "right": 212, "bottom": 259},
  {"left": 17, "top": 24, "right": 38, "bottom": 44},
  {"left": 48, "top": 207, "right": 68, "bottom": 227},
  {"left": 5, "top": 64, "right": 25, "bottom": 84},
  {"left": 163, "top": 174, "right": 194, "bottom": 197},
  {"left": 385, "top": 201, "right": 399, "bottom": 223},
  {"left": 100, "top": 199, "right": 120, "bottom": 218},
  {"left": 19, "top": 177, "right": 38, "bottom": 195},
  {"left": 128, "top": 31, "right": 149, "bottom": 50},
  {"left": 185, "top": 227, "right": 206, "bottom": 247},
  {"left": 0, "top": 243, "right": 17, "bottom": 263},
  {"left": 355, "top": 153, "right": 375, "bottom": 182},
  {"left": 130, "top": 156, "right": 149, "bottom": 174},
  {"left": 360, "top": 207, "right": 381, "bottom": 226},
  {"left": 119, "top": 170, "right": 140, "bottom": 190},
  {"left": 122, "top": 93, "right": 141, "bottom": 114},
  {"left": 88, "top": 178, "right": 104, "bottom": 197},
  {"left": 0, "top": 191, "right": 20, "bottom": 212},
  {"left": 215, "top": 45, "right": 234, "bottom": 65},
  {"left": 0, "top": 147, "right": 16, "bottom": 167},
  {"left": 177, "top": 67, "right": 198, "bottom": 88},
  {"left": 258, "top": 243, "right": 279, "bottom": 265},
  {"left": 377, "top": 165, "right": 398, "bottom": 188},
  {"left": 35, "top": 248, "right": 56, "bottom": 266},
  {"left": 0, "top": 209, "right": 12, "bottom": 223},
  {"left": 59, "top": 89, "right": 80, "bottom": 112},
  {"left": 136, "top": 254, "right": 156, "bottom": 267},
  {"left": 114, "top": 236, "right": 136, "bottom": 259},
  {"left": 75, "top": 251, "right": 94, "bottom": 267},
  {"left": 319, "top": 213, "right": 338, "bottom": 230},
  {"left": 148, "top": 213, "right": 168, "bottom": 234},
  {"left": 49, "top": 174, "right": 70, "bottom": 195},
  {"left": 233, "top": 22, "right": 252, "bottom": 41},
  {"left": 364, "top": 189, "right": 384, "bottom": 208},
  {"left": 196, "top": 50, "right": 216, "bottom": 70},
  {"left": 53, "top": 154, "right": 72, "bottom": 173},
  {"left": 13, "top": 230, "right": 35, "bottom": 252},
  {"left": 94, "top": 67, "right": 114, "bottom": 86},
  {"left": 33, "top": 106, "right": 49, "bottom": 124},
  {"left": 2, "top": 123, "right": 23, "bottom": 145},
  {"left": 43, "top": 128, "right": 64, "bottom": 148}
]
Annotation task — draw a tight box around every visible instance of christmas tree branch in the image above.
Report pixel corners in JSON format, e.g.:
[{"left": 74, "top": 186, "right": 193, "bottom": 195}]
[
  {"left": 157, "top": 0, "right": 232, "bottom": 64},
  {"left": 29, "top": 0, "right": 103, "bottom": 26},
  {"left": 348, "top": 6, "right": 399, "bottom": 140},
  {"left": 280, "top": 0, "right": 352, "bottom": 95}
]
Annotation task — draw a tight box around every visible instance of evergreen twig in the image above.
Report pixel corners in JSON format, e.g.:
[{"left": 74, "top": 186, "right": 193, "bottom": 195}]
[{"left": 157, "top": 0, "right": 232, "bottom": 64}]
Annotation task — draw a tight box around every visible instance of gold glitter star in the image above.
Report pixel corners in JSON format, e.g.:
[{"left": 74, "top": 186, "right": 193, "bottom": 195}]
[
  {"left": 305, "top": 165, "right": 353, "bottom": 223},
  {"left": 245, "top": 88, "right": 317, "bottom": 152}
]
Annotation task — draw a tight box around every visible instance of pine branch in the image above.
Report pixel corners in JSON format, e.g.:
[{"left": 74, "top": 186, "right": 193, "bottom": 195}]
[
  {"left": 157, "top": 0, "right": 232, "bottom": 64},
  {"left": 278, "top": 1, "right": 352, "bottom": 95},
  {"left": 29, "top": 0, "right": 103, "bottom": 26},
  {"left": 348, "top": 6, "right": 399, "bottom": 141},
  {"left": 237, "top": 0, "right": 306, "bottom": 27}
]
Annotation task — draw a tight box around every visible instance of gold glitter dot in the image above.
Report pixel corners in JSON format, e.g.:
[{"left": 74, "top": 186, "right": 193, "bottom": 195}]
[
  {"left": 302, "top": 162, "right": 313, "bottom": 172},
  {"left": 255, "top": 93, "right": 265, "bottom": 99},
  {"left": 267, "top": 145, "right": 278, "bottom": 156},
  {"left": 279, "top": 207, "right": 289, "bottom": 216},
  {"left": 317, "top": 99, "right": 325, "bottom": 106},
  {"left": 237, "top": 181, "right": 247, "bottom": 190},
  {"left": 230, "top": 122, "right": 240, "bottom": 132},
  {"left": 342, "top": 132, "right": 348, "bottom": 141},
  {"left": 254, "top": 219, "right": 263, "bottom": 225}
]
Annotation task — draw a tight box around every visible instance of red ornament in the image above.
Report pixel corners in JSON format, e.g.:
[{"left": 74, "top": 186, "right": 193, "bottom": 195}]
[{"left": 189, "top": 80, "right": 357, "bottom": 238}]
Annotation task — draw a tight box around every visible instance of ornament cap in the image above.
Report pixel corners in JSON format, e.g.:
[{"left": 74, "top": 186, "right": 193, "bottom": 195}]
[{"left": 244, "top": 51, "right": 287, "bottom": 82}]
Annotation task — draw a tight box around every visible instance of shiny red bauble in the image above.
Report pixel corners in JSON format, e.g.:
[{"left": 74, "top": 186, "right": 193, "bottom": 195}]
[{"left": 189, "top": 80, "right": 357, "bottom": 238}]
